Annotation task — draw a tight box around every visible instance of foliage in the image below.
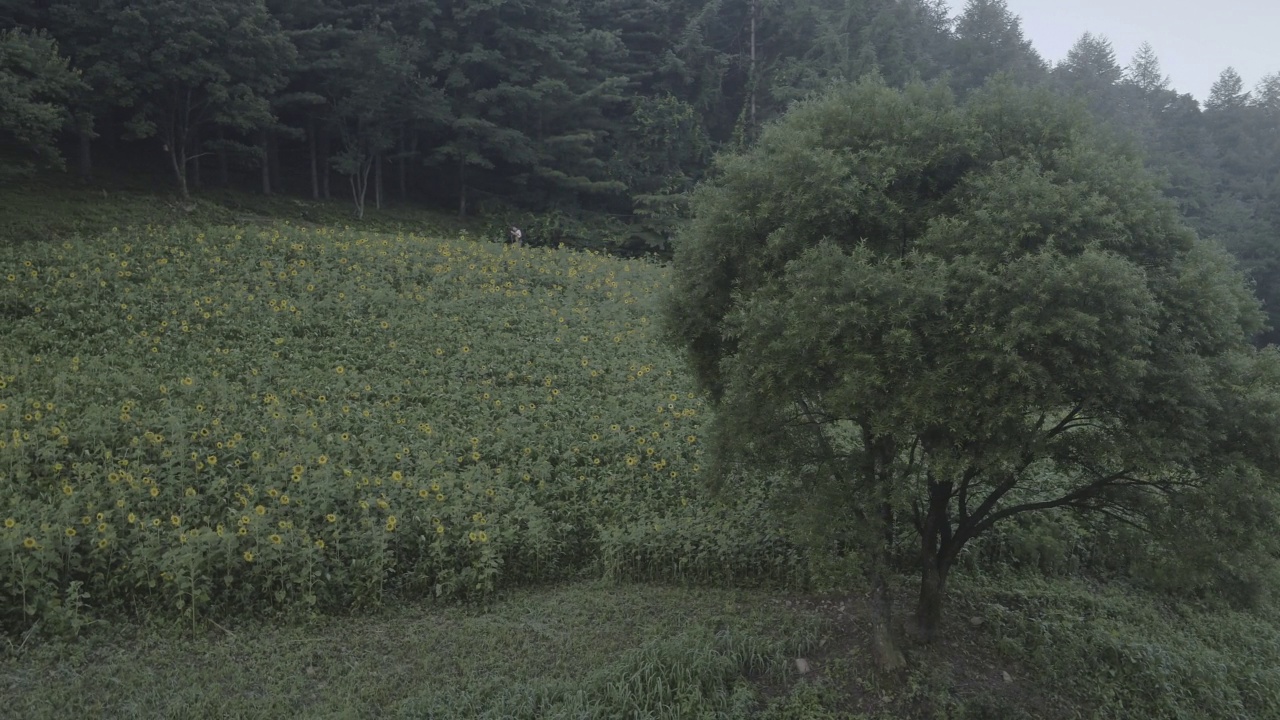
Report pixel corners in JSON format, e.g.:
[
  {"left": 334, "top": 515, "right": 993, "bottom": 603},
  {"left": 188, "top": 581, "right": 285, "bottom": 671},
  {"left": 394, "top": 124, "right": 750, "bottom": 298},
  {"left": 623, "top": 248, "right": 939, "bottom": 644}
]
[
  {"left": 946, "top": 0, "right": 1046, "bottom": 93},
  {"left": 1052, "top": 32, "right": 1124, "bottom": 122},
  {"left": 665, "top": 76, "right": 1280, "bottom": 655},
  {"left": 0, "top": 582, "right": 825, "bottom": 718},
  {"left": 959, "top": 575, "right": 1280, "bottom": 719},
  {"left": 69, "top": 0, "right": 295, "bottom": 197},
  {"left": 323, "top": 23, "right": 443, "bottom": 218},
  {"left": 0, "top": 222, "right": 803, "bottom": 633},
  {"left": 427, "top": 0, "right": 628, "bottom": 215},
  {"left": 0, "top": 28, "right": 83, "bottom": 179}
]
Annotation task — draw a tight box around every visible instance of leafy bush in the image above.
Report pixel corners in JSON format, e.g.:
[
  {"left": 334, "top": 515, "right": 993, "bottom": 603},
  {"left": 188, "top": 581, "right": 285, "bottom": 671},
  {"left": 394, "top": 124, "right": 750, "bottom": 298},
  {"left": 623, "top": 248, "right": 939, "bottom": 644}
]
[{"left": 962, "top": 576, "right": 1280, "bottom": 719}]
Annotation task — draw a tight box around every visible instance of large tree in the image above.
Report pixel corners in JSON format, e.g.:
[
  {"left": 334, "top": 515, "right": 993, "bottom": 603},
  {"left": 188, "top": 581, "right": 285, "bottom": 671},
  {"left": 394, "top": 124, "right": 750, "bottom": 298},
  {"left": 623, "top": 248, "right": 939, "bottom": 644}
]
[
  {"left": 0, "top": 28, "right": 83, "bottom": 180},
  {"left": 947, "top": 0, "right": 1046, "bottom": 93},
  {"left": 666, "top": 77, "right": 1280, "bottom": 669},
  {"left": 1052, "top": 32, "right": 1123, "bottom": 122},
  {"left": 427, "top": 0, "right": 627, "bottom": 216}
]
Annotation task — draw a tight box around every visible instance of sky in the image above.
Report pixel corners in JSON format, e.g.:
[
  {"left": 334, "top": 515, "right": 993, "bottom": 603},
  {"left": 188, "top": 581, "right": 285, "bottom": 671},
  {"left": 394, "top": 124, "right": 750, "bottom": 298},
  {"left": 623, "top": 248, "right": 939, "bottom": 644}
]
[{"left": 945, "top": 0, "right": 1280, "bottom": 102}]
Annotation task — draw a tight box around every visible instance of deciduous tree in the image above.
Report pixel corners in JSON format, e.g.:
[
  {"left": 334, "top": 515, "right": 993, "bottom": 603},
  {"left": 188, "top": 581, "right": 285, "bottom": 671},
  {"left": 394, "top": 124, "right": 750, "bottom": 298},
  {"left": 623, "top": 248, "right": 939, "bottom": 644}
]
[
  {"left": 0, "top": 28, "right": 83, "bottom": 180},
  {"left": 99, "top": 0, "right": 295, "bottom": 198},
  {"left": 323, "top": 23, "right": 443, "bottom": 218},
  {"left": 666, "top": 77, "right": 1280, "bottom": 669}
]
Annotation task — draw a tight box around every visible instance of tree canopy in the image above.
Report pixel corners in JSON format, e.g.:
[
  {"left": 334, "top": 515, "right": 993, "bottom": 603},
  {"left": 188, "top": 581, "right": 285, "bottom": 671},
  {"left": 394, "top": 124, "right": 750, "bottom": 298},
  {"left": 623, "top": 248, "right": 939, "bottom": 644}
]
[
  {"left": 666, "top": 77, "right": 1280, "bottom": 668},
  {"left": 0, "top": 28, "right": 82, "bottom": 179},
  {"left": 8, "top": 0, "right": 1277, "bottom": 283}
]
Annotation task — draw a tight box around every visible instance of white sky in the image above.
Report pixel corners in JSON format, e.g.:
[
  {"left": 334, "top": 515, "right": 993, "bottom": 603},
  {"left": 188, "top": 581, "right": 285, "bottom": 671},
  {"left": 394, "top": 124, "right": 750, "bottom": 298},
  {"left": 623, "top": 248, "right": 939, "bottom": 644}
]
[{"left": 945, "top": 0, "right": 1280, "bottom": 101}]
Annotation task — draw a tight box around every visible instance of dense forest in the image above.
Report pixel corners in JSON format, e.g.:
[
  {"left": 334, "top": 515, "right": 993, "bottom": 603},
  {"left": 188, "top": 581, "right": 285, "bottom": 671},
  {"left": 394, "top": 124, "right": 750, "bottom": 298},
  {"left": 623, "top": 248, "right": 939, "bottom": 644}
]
[{"left": 1, "top": 0, "right": 1278, "bottom": 339}]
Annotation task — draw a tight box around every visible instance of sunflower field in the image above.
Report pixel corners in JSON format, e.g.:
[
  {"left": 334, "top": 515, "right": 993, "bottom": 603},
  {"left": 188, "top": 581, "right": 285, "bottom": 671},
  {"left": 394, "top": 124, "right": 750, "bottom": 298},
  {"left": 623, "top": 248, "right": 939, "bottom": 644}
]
[{"left": 0, "top": 224, "right": 805, "bottom": 632}]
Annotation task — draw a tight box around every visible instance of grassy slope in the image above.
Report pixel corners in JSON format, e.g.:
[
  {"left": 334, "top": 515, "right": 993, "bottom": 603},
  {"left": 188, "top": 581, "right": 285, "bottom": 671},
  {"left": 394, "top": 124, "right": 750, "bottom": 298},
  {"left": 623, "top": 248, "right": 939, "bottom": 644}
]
[
  {"left": 1, "top": 582, "right": 825, "bottom": 719},
  {"left": 2, "top": 180, "right": 1279, "bottom": 720}
]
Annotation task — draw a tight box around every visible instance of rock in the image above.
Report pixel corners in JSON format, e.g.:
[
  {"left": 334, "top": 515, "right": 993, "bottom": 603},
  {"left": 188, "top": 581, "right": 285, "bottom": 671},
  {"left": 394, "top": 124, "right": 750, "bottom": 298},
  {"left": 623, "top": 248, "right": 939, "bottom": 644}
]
[
  {"left": 969, "top": 616, "right": 984, "bottom": 628},
  {"left": 1002, "top": 670, "right": 1013, "bottom": 683},
  {"left": 795, "top": 658, "right": 811, "bottom": 674}
]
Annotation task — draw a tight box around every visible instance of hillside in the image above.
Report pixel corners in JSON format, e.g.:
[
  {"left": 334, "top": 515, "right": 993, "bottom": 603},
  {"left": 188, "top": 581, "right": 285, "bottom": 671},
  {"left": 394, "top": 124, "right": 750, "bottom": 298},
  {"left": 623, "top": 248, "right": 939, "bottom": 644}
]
[{"left": 1, "top": 190, "right": 1279, "bottom": 719}]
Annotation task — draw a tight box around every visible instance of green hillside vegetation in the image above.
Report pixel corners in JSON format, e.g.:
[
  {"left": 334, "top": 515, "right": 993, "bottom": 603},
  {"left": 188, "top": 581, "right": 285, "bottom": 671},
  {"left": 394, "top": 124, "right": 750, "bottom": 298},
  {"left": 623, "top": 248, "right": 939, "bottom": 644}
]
[
  {"left": 0, "top": 178, "right": 459, "bottom": 242},
  {"left": 0, "top": 216, "right": 804, "bottom": 621},
  {"left": 4, "top": 1, "right": 1279, "bottom": 333},
  {"left": 4, "top": 1, "right": 1280, "bottom": 714},
  {"left": 668, "top": 77, "right": 1280, "bottom": 673},
  {"left": 3, "top": 174, "right": 1280, "bottom": 718}
]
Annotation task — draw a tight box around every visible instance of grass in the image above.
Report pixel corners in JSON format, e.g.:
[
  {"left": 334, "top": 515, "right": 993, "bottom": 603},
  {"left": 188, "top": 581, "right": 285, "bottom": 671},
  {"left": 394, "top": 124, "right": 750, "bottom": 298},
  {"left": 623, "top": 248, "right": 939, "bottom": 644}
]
[
  {"left": 0, "top": 581, "right": 826, "bottom": 719},
  {"left": 0, "top": 174, "right": 476, "bottom": 245},
  {"left": 3, "top": 178, "right": 1280, "bottom": 719},
  {"left": 10, "top": 569, "right": 1276, "bottom": 719}
]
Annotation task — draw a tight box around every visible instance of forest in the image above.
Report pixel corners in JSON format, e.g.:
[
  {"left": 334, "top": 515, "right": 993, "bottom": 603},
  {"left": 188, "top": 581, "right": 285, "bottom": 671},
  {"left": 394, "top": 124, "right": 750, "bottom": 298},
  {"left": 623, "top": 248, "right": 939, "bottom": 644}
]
[
  {"left": 3, "top": 0, "right": 1278, "bottom": 338},
  {"left": 3, "top": 1, "right": 1280, "bottom": 718}
]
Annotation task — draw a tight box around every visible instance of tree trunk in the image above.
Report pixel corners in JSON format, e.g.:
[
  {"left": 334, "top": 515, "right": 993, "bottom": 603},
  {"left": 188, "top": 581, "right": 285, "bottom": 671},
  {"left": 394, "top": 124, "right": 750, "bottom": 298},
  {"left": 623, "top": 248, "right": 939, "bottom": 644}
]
[
  {"left": 374, "top": 152, "right": 383, "bottom": 210},
  {"left": 407, "top": 133, "right": 419, "bottom": 200},
  {"left": 260, "top": 130, "right": 271, "bottom": 196},
  {"left": 320, "top": 132, "right": 331, "bottom": 200},
  {"left": 350, "top": 157, "right": 373, "bottom": 220},
  {"left": 309, "top": 116, "right": 320, "bottom": 200},
  {"left": 749, "top": 0, "right": 757, "bottom": 130},
  {"left": 869, "top": 564, "right": 906, "bottom": 672},
  {"left": 191, "top": 129, "right": 202, "bottom": 191},
  {"left": 916, "top": 477, "right": 955, "bottom": 643},
  {"left": 398, "top": 132, "right": 408, "bottom": 200},
  {"left": 458, "top": 158, "right": 467, "bottom": 218},
  {"left": 917, "top": 565, "right": 948, "bottom": 643},
  {"left": 268, "top": 132, "right": 281, "bottom": 194},
  {"left": 76, "top": 113, "right": 93, "bottom": 183},
  {"left": 167, "top": 140, "right": 189, "bottom": 200},
  {"left": 216, "top": 126, "right": 229, "bottom": 187}
]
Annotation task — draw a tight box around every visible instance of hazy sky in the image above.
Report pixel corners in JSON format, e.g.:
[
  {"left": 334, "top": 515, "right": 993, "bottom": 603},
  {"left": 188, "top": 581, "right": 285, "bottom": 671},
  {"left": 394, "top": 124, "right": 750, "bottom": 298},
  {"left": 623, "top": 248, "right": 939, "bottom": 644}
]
[{"left": 946, "top": 0, "right": 1280, "bottom": 101}]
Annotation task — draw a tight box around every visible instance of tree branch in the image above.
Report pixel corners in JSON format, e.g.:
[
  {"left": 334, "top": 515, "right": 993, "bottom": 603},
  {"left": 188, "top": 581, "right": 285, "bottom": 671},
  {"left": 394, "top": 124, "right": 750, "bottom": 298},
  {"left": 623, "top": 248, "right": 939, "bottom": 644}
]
[
  {"left": 969, "top": 469, "right": 1134, "bottom": 538},
  {"left": 796, "top": 396, "right": 846, "bottom": 477},
  {"left": 1065, "top": 500, "right": 1152, "bottom": 534},
  {"left": 1044, "top": 403, "right": 1086, "bottom": 439}
]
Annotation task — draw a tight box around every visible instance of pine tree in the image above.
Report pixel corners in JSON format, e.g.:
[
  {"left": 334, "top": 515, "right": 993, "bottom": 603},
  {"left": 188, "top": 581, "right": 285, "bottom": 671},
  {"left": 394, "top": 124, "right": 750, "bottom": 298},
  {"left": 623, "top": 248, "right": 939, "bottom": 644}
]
[
  {"left": 1053, "top": 32, "right": 1123, "bottom": 120},
  {"left": 948, "top": 0, "right": 1046, "bottom": 93},
  {"left": 428, "top": 0, "right": 626, "bottom": 216},
  {"left": 1125, "top": 41, "right": 1170, "bottom": 96},
  {"left": 1207, "top": 67, "right": 1250, "bottom": 110},
  {"left": 1115, "top": 43, "right": 1215, "bottom": 233}
]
